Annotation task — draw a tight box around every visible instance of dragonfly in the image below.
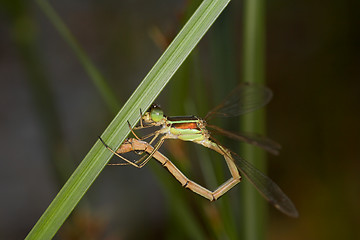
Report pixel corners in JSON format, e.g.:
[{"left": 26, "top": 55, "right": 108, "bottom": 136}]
[{"left": 101, "top": 83, "right": 298, "bottom": 217}]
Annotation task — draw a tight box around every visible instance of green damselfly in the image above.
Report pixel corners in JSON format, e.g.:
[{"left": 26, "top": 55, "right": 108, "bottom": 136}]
[{"left": 101, "top": 83, "right": 298, "bottom": 217}]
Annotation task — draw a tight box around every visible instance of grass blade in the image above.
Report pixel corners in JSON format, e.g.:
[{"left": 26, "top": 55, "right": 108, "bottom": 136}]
[{"left": 26, "top": 0, "right": 232, "bottom": 239}]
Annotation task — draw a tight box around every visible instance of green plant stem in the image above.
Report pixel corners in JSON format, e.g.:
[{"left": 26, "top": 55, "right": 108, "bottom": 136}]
[
  {"left": 241, "top": 0, "right": 267, "bottom": 240},
  {"left": 26, "top": 0, "right": 232, "bottom": 239}
]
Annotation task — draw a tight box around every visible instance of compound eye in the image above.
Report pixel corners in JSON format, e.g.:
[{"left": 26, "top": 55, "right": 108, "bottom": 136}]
[{"left": 150, "top": 105, "right": 164, "bottom": 122}]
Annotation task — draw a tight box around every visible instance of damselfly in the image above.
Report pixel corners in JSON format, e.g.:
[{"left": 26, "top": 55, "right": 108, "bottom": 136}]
[{"left": 101, "top": 83, "right": 298, "bottom": 217}]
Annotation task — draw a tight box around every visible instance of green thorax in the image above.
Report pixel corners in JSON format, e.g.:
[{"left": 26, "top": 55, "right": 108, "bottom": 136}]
[{"left": 166, "top": 116, "right": 207, "bottom": 142}]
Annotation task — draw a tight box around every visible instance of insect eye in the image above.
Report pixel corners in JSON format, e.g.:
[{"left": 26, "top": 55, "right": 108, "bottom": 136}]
[{"left": 150, "top": 105, "right": 163, "bottom": 122}]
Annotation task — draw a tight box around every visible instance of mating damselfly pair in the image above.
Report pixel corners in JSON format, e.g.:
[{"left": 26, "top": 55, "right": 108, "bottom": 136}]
[{"left": 100, "top": 83, "right": 298, "bottom": 218}]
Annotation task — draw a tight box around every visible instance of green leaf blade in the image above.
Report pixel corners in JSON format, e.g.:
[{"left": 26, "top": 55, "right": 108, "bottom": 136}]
[{"left": 26, "top": 0, "right": 232, "bottom": 239}]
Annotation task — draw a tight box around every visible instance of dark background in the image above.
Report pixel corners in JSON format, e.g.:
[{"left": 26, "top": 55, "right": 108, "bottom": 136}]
[{"left": 1, "top": 0, "right": 359, "bottom": 239}]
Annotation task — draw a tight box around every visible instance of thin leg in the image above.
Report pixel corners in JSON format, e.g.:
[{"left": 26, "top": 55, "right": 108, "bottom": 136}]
[
  {"left": 127, "top": 120, "right": 142, "bottom": 140},
  {"left": 133, "top": 108, "right": 155, "bottom": 130},
  {"left": 132, "top": 124, "right": 156, "bottom": 130},
  {"left": 140, "top": 135, "right": 167, "bottom": 166},
  {"left": 99, "top": 133, "right": 164, "bottom": 168},
  {"left": 127, "top": 120, "right": 158, "bottom": 140},
  {"left": 127, "top": 119, "right": 161, "bottom": 144},
  {"left": 139, "top": 108, "right": 144, "bottom": 128},
  {"left": 135, "top": 135, "right": 166, "bottom": 168},
  {"left": 109, "top": 132, "right": 164, "bottom": 167},
  {"left": 99, "top": 137, "right": 144, "bottom": 168},
  {"left": 107, "top": 155, "right": 146, "bottom": 166},
  {"left": 127, "top": 107, "right": 159, "bottom": 140},
  {"left": 130, "top": 108, "right": 145, "bottom": 130},
  {"left": 147, "top": 132, "right": 158, "bottom": 144},
  {"left": 139, "top": 131, "right": 160, "bottom": 143},
  {"left": 107, "top": 162, "right": 131, "bottom": 166},
  {"left": 124, "top": 129, "right": 166, "bottom": 165}
]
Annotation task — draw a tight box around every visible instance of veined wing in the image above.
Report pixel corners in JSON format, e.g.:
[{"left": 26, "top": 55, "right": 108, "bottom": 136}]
[
  {"left": 207, "top": 124, "right": 281, "bottom": 155},
  {"left": 232, "top": 152, "right": 298, "bottom": 217},
  {"left": 205, "top": 83, "right": 273, "bottom": 120}
]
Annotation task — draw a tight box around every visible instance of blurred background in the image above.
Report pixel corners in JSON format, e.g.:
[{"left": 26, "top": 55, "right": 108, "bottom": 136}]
[{"left": 1, "top": 0, "right": 359, "bottom": 239}]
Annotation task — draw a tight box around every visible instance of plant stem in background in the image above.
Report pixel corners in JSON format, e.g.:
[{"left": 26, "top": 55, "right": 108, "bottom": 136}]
[
  {"left": 241, "top": 0, "right": 267, "bottom": 240},
  {"left": 35, "top": 0, "right": 120, "bottom": 113}
]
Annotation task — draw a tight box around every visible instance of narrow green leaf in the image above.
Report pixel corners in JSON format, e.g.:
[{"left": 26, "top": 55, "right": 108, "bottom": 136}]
[{"left": 26, "top": 0, "right": 231, "bottom": 239}]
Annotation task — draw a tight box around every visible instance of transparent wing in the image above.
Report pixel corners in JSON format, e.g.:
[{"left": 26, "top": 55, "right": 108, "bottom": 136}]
[
  {"left": 207, "top": 124, "right": 281, "bottom": 155},
  {"left": 232, "top": 152, "right": 298, "bottom": 217},
  {"left": 205, "top": 83, "right": 273, "bottom": 120}
]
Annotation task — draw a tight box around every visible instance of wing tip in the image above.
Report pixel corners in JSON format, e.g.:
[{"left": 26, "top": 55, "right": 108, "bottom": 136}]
[{"left": 274, "top": 201, "right": 299, "bottom": 218}]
